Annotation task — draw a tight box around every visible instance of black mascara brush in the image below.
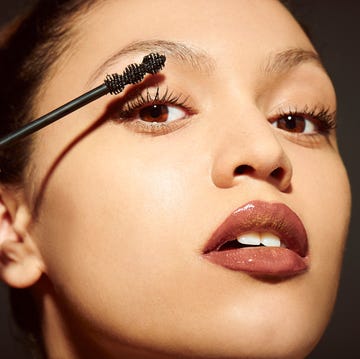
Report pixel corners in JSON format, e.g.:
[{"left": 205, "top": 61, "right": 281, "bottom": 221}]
[{"left": 0, "top": 53, "right": 166, "bottom": 148}]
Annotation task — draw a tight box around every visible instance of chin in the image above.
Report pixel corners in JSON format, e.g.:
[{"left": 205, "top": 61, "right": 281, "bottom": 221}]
[
  {"left": 168, "top": 289, "right": 329, "bottom": 359},
  {"left": 144, "top": 309, "right": 326, "bottom": 359}
]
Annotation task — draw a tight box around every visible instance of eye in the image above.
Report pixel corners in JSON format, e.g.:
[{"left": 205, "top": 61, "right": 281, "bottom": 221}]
[
  {"left": 138, "top": 104, "right": 186, "bottom": 123},
  {"left": 271, "top": 114, "right": 316, "bottom": 134}
]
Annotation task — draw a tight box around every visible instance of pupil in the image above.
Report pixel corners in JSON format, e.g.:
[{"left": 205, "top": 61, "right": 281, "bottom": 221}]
[
  {"left": 150, "top": 105, "right": 163, "bottom": 118},
  {"left": 285, "top": 115, "right": 297, "bottom": 129}
]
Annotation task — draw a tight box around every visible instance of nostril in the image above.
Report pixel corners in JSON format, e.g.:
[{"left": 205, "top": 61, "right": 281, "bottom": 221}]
[
  {"left": 271, "top": 167, "right": 284, "bottom": 181},
  {"left": 234, "top": 164, "right": 254, "bottom": 176}
]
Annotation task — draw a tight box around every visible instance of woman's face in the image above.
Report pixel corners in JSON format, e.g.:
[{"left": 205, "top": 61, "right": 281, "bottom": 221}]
[{"left": 26, "top": 0, "right": 350, "bottom": 358}]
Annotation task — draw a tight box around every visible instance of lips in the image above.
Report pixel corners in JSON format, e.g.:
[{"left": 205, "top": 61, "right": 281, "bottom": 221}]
[{"left": 203, "top": 201, "right": 309, "bottom": 277}]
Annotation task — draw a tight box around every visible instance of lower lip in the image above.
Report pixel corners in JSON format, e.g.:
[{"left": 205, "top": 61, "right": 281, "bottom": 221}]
[{"left": 203, "top": 247, "right": 308, "bottom": 277}]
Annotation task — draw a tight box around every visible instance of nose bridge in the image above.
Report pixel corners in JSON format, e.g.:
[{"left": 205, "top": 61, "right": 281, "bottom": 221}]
[{"left": 210, "top": 101, "right": 292, "bottom": 191}]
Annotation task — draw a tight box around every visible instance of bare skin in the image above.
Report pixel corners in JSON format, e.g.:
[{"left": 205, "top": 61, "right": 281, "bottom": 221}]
[{"left": 0, "top": 1, "right": 351, "bottom": 358}]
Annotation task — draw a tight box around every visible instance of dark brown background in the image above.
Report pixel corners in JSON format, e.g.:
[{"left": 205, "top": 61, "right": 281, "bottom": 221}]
[{"left": 0, "top": 1, "right": 359, "bottom": 358}]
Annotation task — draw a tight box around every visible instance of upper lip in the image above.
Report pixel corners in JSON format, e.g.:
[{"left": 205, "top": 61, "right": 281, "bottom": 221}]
[{"left": 203, "top": 200, "right": 308, "bottom": 256}]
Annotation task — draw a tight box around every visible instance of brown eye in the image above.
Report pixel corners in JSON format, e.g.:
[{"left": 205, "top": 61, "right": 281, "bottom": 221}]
[
  {"left": 138, "top": 104, "right": 187, "bottom": 124},
  {"left": 273, "top": 114, "right": 316, "bottom": 134},
  {"left": 139, "top": 104, "right": 169, "bottom": 122}
]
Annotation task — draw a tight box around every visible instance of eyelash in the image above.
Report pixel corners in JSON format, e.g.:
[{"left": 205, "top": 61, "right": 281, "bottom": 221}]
[
  {"left": 113, "top": 86, "right": 336, "bottom": 140},
  {"left": 121, "top": 87, "right": 188, "bottom": 113},
  {"left": 114, "top": 87, "right": 194, "bottom": 134},
  {"left": 271, "top": 105, "right": 337, "bottom": 135}
]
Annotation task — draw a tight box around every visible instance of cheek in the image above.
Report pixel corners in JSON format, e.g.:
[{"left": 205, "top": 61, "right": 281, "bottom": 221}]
[
  {"left": 31, "top": 136, "right": 204, "bottom": 303},
  {"left": 291, "top": 145, "right": 351, "bottom": 297},
  {"left": 34, "top": 142, "right": 192, "bottom": 264},
  {"left": 30, "top": 135, "right": 220, "bottom": 350}
]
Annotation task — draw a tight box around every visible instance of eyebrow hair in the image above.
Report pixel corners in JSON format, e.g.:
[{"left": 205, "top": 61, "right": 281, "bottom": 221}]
[
  {"left": 263, "top": 48, "right": 323, "bottom": 74},
  {"left": 88, "top": 41, "right": 323, "bottom": 87},
  {"left": 88, "top": 40, "right": 215, "bottom": 86}
]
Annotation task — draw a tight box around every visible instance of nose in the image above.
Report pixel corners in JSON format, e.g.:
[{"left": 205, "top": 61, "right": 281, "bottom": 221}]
[{"left": 210, "top": 106, "right": 293, "bottom": 192}]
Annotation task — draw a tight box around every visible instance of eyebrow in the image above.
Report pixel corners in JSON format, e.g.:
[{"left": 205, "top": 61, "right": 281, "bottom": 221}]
[
  {"left": 88, "top": 41, "right": 323, "bottom": 87},
  {"left": 263, "top": 48, "right": 323, "bottom": 74},
  {"left": 88, "top": 40, "right": 215, "bottom": 86}
]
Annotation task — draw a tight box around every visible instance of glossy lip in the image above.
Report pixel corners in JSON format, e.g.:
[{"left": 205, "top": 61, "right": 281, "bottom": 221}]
[{"left": 203, "top": 201, "right": 309, "bottom": 277}]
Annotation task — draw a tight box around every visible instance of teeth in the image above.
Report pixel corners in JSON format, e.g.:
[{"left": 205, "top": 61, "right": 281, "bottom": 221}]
[
  {"left": 237, "top": 232, "right": 261, "bottom": 246},
  {"left": 260, "top": 232, "right": 281, "bottom": 247},
  {"left": 236, "top": 232, "right": 282, "bottom": 248}
]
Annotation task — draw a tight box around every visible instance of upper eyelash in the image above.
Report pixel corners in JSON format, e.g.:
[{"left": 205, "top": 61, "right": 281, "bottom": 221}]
[
  {"left": 114, "top": 87, "right": 336, "bottom": 139},
  {"left": 275, "top": 105, "right": 337, "bottom": 133},
  {"left": 117, "top": 86, "right": 191, "bottom": 119}
]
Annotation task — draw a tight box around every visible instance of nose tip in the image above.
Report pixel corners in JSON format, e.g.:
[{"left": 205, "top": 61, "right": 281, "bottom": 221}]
[{"left": 211, "top": 124, "right": 293, "bottom": 191}]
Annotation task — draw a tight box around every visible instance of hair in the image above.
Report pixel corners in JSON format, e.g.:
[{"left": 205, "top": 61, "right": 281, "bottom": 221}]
[
  {"left": 0, "top": 1, "right": 98, "bottom": 357},
  {"left": 0, "top": 0, "right": 100, "bottom": 185}
]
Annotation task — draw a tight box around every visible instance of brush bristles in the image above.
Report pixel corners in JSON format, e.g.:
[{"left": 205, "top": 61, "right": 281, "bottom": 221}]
[
  {"left": 104, "top": 53, "right": 166, "bottom": 95},
  {"left": 142, "top": 53, "right": 166, "bottom": 74}
]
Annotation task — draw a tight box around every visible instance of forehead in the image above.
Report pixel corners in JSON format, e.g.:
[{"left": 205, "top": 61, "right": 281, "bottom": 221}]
[{"left": 66, "top": 0, "right": 313, "bottom": 78}]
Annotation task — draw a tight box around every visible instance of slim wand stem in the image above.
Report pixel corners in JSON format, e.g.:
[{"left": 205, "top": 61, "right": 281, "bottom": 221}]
[
  {"left": 0, "top": 84, "right": 108, "bottom": 148},
  {"left": 0, "top": 52, "right": 166, "bottom": 149}
]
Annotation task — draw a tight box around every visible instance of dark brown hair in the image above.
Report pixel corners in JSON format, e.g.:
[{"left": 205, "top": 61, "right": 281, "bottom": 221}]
[
  {"left": 0, "top": 0, "right": 99, "bottom": 185},
  {"left": 0, "top": 1, "right": 97, "bottom": 357}
]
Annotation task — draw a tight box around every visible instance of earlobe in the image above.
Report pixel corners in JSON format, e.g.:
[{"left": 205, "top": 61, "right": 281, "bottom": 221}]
[{"left": 0, "top": 191, "right": 45, "bottom": 288}]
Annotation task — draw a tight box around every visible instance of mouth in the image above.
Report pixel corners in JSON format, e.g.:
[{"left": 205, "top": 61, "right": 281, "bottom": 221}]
[{"left": 202, "top": 201, "right": 309, "bottom": 278}]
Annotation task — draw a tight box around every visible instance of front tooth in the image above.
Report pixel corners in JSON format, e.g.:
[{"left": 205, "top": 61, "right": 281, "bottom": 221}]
[
  {"left": 260, "top": 232, "right": 281, "bottom": 247},
  {"left": 237, "top": 232, "right": 261, "bottom": 246}
]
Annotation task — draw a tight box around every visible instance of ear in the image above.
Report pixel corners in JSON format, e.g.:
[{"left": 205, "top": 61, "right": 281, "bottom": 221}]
[{"left": 0, "top": 188, "right": 45, "bottom": 288}]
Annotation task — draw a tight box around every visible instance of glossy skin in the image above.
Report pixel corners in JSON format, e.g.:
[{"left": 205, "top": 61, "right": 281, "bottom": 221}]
[{"left": 0, "top": 0, "right": 351, "bottom": 358}]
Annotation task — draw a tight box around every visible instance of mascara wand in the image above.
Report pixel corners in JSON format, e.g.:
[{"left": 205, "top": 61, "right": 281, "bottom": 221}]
[{"left": 0, "top": 53, "right": 166, "bottom": 148}]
